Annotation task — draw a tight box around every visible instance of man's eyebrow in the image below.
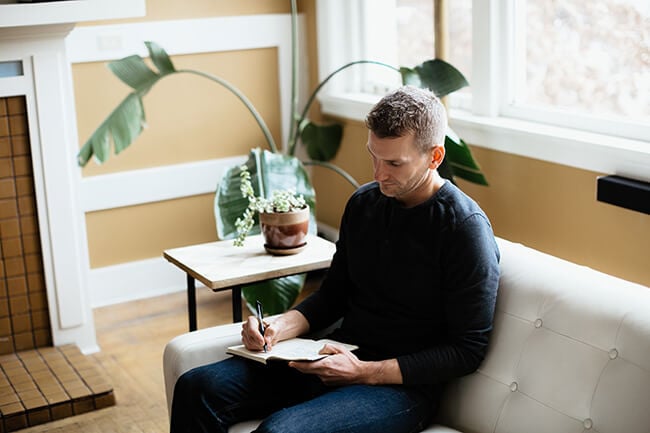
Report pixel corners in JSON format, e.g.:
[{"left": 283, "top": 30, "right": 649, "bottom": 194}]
[{"left": 366, "top": 145, "right": 404, "bottom": 163}]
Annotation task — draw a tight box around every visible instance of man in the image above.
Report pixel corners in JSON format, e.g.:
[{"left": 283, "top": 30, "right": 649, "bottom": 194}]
[{"left": 170, "top": 86, "right": 500, "bottom": 433}]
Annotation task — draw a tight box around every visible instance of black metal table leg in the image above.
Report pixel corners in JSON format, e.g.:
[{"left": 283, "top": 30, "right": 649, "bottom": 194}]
[
  {"left": 232, "top": 286, "right": 242, "bottom": 323},
  {"left": 187, "top": 274, "right": 197, "bottom": 331}
]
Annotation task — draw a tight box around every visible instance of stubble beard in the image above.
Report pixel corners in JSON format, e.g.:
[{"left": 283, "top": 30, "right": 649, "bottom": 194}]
[{"left": 380, "top": 166, "right": 432, "bottom": 202}]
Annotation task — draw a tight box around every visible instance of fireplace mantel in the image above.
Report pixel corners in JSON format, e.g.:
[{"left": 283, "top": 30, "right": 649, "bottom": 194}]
[
  {"left": 0, "top": 0, "right": 145, "bottom": 354},
  {"left": 0, "top": 0, "right": 144, "bottom": 31}
]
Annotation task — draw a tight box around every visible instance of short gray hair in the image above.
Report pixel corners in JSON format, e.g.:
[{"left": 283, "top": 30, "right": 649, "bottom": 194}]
[{"left": 365, "top": 86, "right": 447, "bottom": 154}]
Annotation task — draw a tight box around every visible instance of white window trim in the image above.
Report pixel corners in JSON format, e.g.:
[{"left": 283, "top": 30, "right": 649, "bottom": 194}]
[{"left": 316, "top": 0, "right": 650, "bottom": 182}]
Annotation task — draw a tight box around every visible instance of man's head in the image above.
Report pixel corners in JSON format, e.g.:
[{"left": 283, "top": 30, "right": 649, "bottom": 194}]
[
  {"left": 365, "top": 85, "right": 447, "bottom": 154},
  {"left": 364, "top": 86, "right": 448, "bottom": 207}
]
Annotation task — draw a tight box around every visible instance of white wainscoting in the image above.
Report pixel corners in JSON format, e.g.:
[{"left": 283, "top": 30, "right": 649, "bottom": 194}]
[
  {"left": 79, "top": 156, "right": 246, "bottom": 212},
  {"left": 88, "top": 256, "right": 189, "bottom": 308},
  {"left": 82, "top": 157, "right": 246, "bottom": 308},
  {"left": 67, "top": 14, "right": 306, "bottom": 307}
]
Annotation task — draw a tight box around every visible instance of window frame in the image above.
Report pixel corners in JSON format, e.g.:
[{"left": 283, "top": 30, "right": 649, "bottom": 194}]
[{"left": 316, "top": 0, "right": 650, "bottom": 182}]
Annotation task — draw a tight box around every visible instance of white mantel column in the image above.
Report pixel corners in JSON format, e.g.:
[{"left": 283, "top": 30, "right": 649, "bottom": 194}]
[{"left": 0, "top": 1, "right": 145, "bottom": 354}]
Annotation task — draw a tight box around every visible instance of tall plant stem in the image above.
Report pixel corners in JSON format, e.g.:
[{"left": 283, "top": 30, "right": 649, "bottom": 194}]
[
  {"left": 288, "top": 60, "right": 399, "bottom": 156},
  {"left": 288, "top": 0, "right": 299, "bottom": 154},
  {"left": 302, "top": 160, "right": 360, "bottom": 189},
  {"left": 177, "top": 69, "right": 278, "bottom": 153}
]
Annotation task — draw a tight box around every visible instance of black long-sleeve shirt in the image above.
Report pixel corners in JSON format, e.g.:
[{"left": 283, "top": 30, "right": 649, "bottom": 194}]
[{"left": 294, "top": 181, "right": 500, "bottom": 389}]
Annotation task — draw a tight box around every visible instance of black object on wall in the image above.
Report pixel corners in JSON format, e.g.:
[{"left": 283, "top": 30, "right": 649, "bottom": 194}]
[{"left": 597, "top": 175, "right": 650, "bottom": 215}]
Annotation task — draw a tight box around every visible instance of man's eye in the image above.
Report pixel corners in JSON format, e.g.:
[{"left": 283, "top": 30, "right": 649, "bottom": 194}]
[{"left": 389, "top": 162, "right": 401, "bottom": 167}]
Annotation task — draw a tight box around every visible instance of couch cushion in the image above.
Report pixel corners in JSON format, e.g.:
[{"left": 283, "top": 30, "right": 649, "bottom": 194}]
[{"left": 437, "top": 238, "right": 650, "bottom": 433}]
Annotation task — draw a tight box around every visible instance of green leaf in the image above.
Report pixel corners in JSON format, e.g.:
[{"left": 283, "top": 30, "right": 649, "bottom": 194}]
[
  {"left": 108, "top": 54, "right": 160, "bottom": 93},
  {"left": 399, "top": 67, "right": 421, "bottom": 87},
  {"left": 215, "top": 159, "right": 260, "bottom": 239},
  {"left": 443, "top": 130, "right": 489, "bottom": 186},
  {"left": 403, "top": 59, "right": 469, "bottom": 97},
  {"left": 215, "top": 148, "right": 317, "bottom": 240},
  {"left": 109, "top": 94, "right": 146, "bottom": 154},
  {"left": 437, "top": 159, "right": 455, "bottom": 183},
  {"left": 214, "top": 148, "right": 318, "bottom": 314},
  {"left": 301, "top": 121, "right": 343, "bottom": 162},
  {"left": 91, "top": 124, "right": 110, "bottom": 164},
  {"left": 444, "top": 129, "right": 481, "bottom": 171},
  {"left": 77, "top": 133, "right": 94, "bottom": 166},
  {"left": 241, "top": 274, "right": 306, "bottom": 316},
  {"left": 78, "top": 93, "right": 146, "bottom": 166},
  {"left": 447, "top": 163, "right": 489, "bottom": 186},
  {"left": 78, "top": 42, "right": 181, "bottom": 167},
  {"left": 145, "top": 41, "right": 176, "bottom": 75}
]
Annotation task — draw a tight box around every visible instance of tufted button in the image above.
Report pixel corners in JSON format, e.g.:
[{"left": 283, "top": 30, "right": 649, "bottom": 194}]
[
  {"left": 609, "top": 348, "right": 618, "bottom": 360},
  {"left": 509, "top": 382, "right": 518, "bottom": 392},
  {"left": 534, "top": 318, "right": 543, "bottom": 328},
  {"left": 583, "top": 418, "right": 593, "bottom": 429}
]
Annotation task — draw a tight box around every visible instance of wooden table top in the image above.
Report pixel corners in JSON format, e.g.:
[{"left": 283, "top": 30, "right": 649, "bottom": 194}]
[{"left": 163, "top": 234, "right": 336, "bottom": 290}]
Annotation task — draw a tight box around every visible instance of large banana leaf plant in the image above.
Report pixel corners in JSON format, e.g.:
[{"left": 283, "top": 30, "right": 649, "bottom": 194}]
[{"left": 77, "top": 1, "right": 487, "bottom": 315}]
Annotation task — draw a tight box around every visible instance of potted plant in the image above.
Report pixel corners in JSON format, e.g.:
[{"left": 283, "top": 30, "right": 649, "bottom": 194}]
[
  {"left": 76, "top": 1, "right": 487, "bottom": 314},
  {"left": 235, "top": 163, "right": 309, "bottom": 255}
]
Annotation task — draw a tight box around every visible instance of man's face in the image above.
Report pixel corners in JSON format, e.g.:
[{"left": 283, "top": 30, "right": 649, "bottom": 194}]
[{"left": 366, "top": 131, "right": 434, "bottom": 203}]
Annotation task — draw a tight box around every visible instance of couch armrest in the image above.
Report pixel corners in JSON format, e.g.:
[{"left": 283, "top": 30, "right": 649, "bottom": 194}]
[{"left": 163, "top": 322, "right": 243, "bottom": 416}]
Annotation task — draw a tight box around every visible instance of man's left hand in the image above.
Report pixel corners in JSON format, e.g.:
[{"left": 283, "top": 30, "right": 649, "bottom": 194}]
[{"left": 289, "top": 344, "right": 402, "bottom": 386}]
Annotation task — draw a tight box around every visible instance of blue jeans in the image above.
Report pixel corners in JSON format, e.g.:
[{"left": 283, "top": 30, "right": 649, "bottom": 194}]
[{"left": 170, "top": 356, "right": 437, "bottom": 433}]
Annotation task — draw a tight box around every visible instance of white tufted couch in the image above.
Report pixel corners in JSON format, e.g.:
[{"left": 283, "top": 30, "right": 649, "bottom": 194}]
[{"left": 163, "top": 238, "right": 650, "bottom": 433}]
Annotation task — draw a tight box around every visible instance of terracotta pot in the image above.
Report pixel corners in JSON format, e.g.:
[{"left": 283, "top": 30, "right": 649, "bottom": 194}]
[{"left": 259, "top": 206, "right": 310, "bottom": 255}]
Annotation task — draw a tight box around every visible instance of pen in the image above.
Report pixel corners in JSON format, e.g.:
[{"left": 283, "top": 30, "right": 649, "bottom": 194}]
[{"left": 256, "top": 300, "right": 267, "bottom": 352}]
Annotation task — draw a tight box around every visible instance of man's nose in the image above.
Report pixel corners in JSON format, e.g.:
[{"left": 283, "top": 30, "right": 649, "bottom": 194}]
[{"left": 374, "top": 162, "right": 389, "bottom": 181}]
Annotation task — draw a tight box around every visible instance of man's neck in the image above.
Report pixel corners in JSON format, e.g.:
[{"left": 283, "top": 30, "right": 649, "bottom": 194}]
[{"left": 398, "top": 171, "right": 446, "bottom": 208}]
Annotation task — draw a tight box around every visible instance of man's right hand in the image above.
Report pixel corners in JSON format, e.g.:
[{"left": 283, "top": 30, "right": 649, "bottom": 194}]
[
  {"left": 241, "top": 310, "right": 310, "bottom": 352},
  {"left": 241, "top": 316, "right": 275, "bottom": 351}
]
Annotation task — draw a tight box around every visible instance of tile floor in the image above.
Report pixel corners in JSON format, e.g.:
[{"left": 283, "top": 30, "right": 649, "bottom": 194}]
[{"left": 0, "top": 345, "right": 114, "bottom": 432}]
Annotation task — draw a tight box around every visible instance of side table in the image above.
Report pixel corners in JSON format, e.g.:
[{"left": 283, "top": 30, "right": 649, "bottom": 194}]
[{"left": 163, "top": 234, "right": 336, "bottom": 331}]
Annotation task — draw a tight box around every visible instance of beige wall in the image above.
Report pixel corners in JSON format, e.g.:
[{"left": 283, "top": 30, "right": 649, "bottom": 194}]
[
  {"left": 457, "top": 147, "right": 650, "bottom": 288},
  {"left": 312, "top": 119, "right": 650, "bottom": 288},
  {"left": 85, "top": 195, "right": 217, "bottom": 268},
  {"left": 75, "top": 0, "right": 649, "bottom": 289}
]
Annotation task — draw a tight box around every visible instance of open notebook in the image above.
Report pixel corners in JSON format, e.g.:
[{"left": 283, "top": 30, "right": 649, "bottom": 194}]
[{"left": 226, "top": 338, "right": 358, "bottom": 365}]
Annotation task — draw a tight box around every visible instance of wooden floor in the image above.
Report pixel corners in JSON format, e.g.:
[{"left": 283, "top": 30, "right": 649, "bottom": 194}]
[{"left": 18, "top": 274, "right": 321, "bottom": 433}]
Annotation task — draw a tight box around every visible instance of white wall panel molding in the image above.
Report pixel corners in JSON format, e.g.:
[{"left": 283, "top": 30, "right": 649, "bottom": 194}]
[
  {"left": 80, "top": 156, "right": 246, "bottom": 212},
  {"left": 0, "top": 0, "right": 144, "bottom": 31},
  {"left": 67, "top": 15, "right": 291, "bottom": 62}
]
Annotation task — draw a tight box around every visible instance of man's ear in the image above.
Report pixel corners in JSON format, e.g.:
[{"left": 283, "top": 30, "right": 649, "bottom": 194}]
[{"left": 429, "top": 145, "right": 445, "bottom": 169}]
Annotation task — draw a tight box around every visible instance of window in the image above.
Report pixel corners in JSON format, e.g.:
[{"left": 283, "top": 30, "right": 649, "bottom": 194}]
[
  {"left": 517, "top": 0, "right": 649, "bottom": 123},
  {"left": 505, "top": 0, "right": 650, "bottom": 140},
  {"left": 0, "top": 61, "right": 23, "bottom": 78},
  {"left": 316, "top": 0, "right": 650, "bottom": 180},
  {"left": 395, "top": 0, "right": 472, "bottom": 102}
]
